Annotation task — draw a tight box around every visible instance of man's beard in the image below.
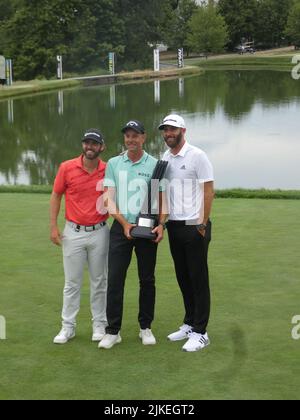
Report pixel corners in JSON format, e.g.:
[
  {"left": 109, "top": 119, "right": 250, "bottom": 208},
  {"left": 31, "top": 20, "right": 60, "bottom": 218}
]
[
  {"left": 83, "top": 150, "right": 101, "bottom": 160},
  {"left": 164, "top": 132, "right": 183, "bottom": 149}
]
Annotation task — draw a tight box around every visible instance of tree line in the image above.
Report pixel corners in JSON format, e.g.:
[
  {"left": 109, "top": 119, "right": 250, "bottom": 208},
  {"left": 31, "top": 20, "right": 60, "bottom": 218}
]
[{"left": 0, "top": 0, "right": 300, "bottom": 81}]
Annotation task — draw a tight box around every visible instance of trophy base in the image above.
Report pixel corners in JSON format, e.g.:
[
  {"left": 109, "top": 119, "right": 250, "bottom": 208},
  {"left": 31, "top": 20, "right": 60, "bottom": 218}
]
[
  {"left": 131, "top": 226, "right": 157, "bottom": 240},
  {"left": 131, "top": 216, "right": 157, "bottom": 240}
]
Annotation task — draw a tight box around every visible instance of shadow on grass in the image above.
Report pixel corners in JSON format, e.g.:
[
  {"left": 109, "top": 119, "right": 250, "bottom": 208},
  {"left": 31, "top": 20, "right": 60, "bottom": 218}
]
[{"left": 217, "top": 326, "right": 248, "bottom": 383}]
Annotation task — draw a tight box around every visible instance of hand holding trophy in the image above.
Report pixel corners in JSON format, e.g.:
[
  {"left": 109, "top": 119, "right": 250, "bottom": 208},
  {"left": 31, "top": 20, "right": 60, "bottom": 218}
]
[{"left": 131, "top": 160, "right": 168, "bottom": 240}]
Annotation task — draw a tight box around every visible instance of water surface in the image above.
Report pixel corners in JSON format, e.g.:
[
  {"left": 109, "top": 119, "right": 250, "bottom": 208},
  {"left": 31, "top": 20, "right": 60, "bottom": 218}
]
[{"left": 0, "top": 70, "right": 300, "bottom": 189}]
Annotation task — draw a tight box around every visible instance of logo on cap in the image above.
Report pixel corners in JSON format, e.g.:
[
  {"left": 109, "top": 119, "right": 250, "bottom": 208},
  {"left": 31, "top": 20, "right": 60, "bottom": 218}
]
[
  {"left": 127, "top": 121, "right": 139, "bottom": 127},
  {"left": 164, "top": 118, "right": 178, "bottom": 124},
  {"left": 122, "top": 120, "right": 145, "bottom": 134},
  {"left": 85, "top": 132, "right": 101, "bottom": 138},
  {"left": 82, "top": 129, "right": 104, "bottom": 144},
  {"left": 159, "top": 114, "right": 186, "bottom": 130}
]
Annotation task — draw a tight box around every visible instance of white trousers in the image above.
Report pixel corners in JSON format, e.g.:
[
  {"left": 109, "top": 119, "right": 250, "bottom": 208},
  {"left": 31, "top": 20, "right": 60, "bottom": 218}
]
[{"left": 61, "top": 223, "right": 109, "bottom": 329}]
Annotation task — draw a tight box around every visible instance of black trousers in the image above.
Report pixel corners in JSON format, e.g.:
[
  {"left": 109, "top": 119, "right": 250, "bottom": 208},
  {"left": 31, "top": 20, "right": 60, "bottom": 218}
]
[
  {"left": 106, "top": 221, "right": 158, "bottom": 335},
  {"left": 167, "top": 221, "right": 212, "bottom": 334}
]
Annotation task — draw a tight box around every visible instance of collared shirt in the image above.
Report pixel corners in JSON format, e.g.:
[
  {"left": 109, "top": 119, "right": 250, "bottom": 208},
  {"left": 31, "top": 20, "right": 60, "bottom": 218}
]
[
  {"left": 163, "top": 142, "right": 214, "bottom": 221},
  {"left": 53, "top": 155, "right": 108, "bottom": 225},
  {"left": 104, "top": 152, "right": 159, "bottom": 224}
]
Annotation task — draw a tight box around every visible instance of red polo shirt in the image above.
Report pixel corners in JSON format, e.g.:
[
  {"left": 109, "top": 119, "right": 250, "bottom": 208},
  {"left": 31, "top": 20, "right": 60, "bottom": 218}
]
[{"left": 53, "top": 155, "right": 108, "bottom": 226}]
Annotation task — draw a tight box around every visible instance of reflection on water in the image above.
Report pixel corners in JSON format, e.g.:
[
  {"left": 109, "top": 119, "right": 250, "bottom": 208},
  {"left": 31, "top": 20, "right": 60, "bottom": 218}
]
[
  {"left": 154, "top": 80, "right": 161, "bottom": 104},
  {"left": 110, "top": 86, "right": 116, "bottom": 109},
  {"left": 7, "top": 99, "right": 14, "bottom": 124},
  {"left": 58, "top": 91, "right": 64, "bottom": 116},
  {"left": 1, "top": 70, "right": 300, "bottom": 189},
  {"left": 178, "top": 78, "right": 184, "bottom": 98}
]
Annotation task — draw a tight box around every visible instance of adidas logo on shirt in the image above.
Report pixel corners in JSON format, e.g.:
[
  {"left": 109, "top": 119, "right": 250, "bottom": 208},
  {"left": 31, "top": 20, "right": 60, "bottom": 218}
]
[{"left": 180, "top": 165, "right": 186, "bottom": 170}]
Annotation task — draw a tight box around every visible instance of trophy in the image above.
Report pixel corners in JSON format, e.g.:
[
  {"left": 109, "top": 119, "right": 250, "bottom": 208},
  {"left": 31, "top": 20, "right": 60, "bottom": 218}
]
[{"left": 131, "top": 160, "right": 168, "bottom": 240}]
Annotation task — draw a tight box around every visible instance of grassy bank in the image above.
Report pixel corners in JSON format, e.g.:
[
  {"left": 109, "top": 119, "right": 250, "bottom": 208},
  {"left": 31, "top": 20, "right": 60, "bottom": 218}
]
[
  {"left": 187, "top": 55, "right": 296, "bottom": 72},
  {"left": 0, "top": 66, "right": 202, "bottom": 101},
  {"left": 161, "top": 47, "right": 297, "bottom": 72},
  {"left": 0, "top": 79, "right": 82, "bottom": 100},
  {"left": 116, "top": 66, "right": 201, "bottom": 82},
  {"left": 0, "top": 185, "right": 299, "bottom": 200},
  {"left": 0, "top": 194, "right": 299, "bottom": 400},
  {"left": 1, "top": 49, "right": 297, "bottom": 101}
]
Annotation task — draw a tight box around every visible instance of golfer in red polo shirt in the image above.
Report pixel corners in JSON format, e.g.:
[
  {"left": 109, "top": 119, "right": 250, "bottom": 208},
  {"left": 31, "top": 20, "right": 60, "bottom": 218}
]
[{"left": 50, "top": 129, "right": 109, "bottom": 344}]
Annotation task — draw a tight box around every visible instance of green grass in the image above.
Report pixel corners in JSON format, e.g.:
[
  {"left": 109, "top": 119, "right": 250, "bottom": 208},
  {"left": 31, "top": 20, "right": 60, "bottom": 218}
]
[
  {"left": 0, "top": 67, "right": 201, "bottom": 101},
  {"left": 1, "top": 185, "right": 300, "bottom": 200},
  {"left": 0, "top": 194, "right": 300, "bottom": 400},
  {"left": 0, "top": 79, "right": 82, "bottom": 100},
  {"left": 188, "top": 55, "right": 296, "bottom": 72},
  {"left": 0, "top": 185, "right": 53, "bottom": 194},
  {"left": 215, "top": 189, "right": 300, "bottom": 200}
]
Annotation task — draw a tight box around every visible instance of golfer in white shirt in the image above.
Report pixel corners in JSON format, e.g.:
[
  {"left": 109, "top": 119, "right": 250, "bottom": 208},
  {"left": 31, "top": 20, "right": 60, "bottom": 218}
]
[{"left": 159, "top": 114, "right": 215, "bottom": 352}]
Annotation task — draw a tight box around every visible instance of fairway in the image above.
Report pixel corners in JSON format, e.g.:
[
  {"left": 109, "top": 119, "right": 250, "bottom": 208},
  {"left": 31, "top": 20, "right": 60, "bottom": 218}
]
[{"left": 0, "top": 194, "right": 299, "bottom": 400}]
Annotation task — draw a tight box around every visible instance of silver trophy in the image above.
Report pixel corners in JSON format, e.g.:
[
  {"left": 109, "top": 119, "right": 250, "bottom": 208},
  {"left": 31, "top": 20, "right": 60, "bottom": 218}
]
[{"left": 131, "top": 160, "right": 168, "bottom": 240}]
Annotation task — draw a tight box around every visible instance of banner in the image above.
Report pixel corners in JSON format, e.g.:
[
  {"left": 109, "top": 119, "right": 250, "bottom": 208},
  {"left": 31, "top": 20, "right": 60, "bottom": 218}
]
[
  {"left": 178, "top": 48, "right": 184, "bottom": 68},
  {"left": 0, "top": 55, "right": 5, "bottom": 80},
  {"left": 154, "top": 49, "right": 160, "bottom": 72},
  {"left": 5, "top": 59, "right": 13, "bottom": 86},
  {"left": 57, "top": 56, "right": 63, "bottom": 80},
  {"left": 109, "top": 52, "right": 115, "bottom": 75}
]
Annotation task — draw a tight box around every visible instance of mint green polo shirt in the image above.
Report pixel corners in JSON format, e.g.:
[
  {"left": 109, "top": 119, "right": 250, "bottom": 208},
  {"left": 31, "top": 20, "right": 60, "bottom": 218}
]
[{"left": 104, "top": 152, "right": 161, "bottom": 224}]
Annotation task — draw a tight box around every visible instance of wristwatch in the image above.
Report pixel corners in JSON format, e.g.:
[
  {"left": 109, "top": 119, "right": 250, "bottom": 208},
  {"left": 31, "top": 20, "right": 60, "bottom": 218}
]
[
  {"left": 159, "top": 222, "right": 167, "bottom": 230},
  {"left": 197, "top": 223, "right": 207, "bottom": 232}
]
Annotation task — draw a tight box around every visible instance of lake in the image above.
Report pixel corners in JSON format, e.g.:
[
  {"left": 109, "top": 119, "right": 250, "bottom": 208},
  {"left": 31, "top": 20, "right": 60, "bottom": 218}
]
[{"left": 0, "top": 70, "right": 300, "bottom": 189}]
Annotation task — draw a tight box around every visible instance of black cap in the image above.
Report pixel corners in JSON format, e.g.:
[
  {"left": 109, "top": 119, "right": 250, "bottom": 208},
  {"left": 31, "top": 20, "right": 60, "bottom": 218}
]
[
  {"left": 121, "top": 120, "right": 145, "bottom": 134},
  {"left": 82, "top": 129, "right": 104, "bottom": 144}
]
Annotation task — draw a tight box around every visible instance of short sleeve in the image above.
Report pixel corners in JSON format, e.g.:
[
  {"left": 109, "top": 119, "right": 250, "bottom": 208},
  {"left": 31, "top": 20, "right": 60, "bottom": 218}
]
[
  {"left": 103, "top": 160, "right": 116, "bottom": 188},
  {"left": 159, "top": 178, "right": 166, "bottom": 192},
  {"left": 195, "top": 152, "right": 214, "bottom": 183},
  {"left": 53, "top": 163, "right": 67, "bottom": 194}
]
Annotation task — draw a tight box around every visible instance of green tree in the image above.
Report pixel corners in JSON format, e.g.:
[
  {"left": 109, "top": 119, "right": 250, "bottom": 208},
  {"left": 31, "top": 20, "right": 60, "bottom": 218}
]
[
  {"left": 0, "top": 0, "right": 184, "bottom": 79},
  {"left": 117, "top": 0, "right": 173, "bottom": 70},
  {"left": 0, "top": 0, "right": 18, "bottom": 54},
  {"left": 187, "top": 4, "right": 229, "bottom": 55},
  {"left": 163, "top": 0, "right": 198, "bottom": 55},
  {"left": 82, "top": 0, "right": 125, "bottom": 65},
  {"left": 255, "top": 0, "right": 293, "bottom": 48},
  {"left": 2, "top": 0, "right": 125, "bottom": 79},
  {"left": 3, "top": 0, "right": 94, "bottom": 79},
  {"left": 285, "top": 1, "right": 300, "bottom": 48},
  {"left": 218, "top": 0, "right": 258, "bottom": 49}
]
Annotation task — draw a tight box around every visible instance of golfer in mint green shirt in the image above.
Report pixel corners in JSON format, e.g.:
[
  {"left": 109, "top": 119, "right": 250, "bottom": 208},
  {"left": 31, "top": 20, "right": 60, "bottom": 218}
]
[
  {"left": 99, "top": 120, "right": 166, "bottom": 350},
  {"left": 104, "top": 147, "right": 158, "bottom": 224}
]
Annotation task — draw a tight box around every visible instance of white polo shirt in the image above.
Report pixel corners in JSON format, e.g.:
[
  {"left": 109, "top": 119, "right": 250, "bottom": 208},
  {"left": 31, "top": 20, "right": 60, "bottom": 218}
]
[{"left": 162, "top": 142, "right": 214, "bottom": 221}]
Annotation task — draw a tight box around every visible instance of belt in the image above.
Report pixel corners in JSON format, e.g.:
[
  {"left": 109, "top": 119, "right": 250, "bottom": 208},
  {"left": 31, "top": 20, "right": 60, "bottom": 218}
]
[
  {"left": 167, "top": 220, "right": 197, "bottom": 226},
  {"left": 67, "top": 221, "right": 107, "bottom": 232},
  {"left": 167, "top": 219, "right": 210, "bottom": 226}
]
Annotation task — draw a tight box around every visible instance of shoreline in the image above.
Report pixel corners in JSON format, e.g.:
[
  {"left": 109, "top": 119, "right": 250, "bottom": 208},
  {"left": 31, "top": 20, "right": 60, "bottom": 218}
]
[
  {"left": 186, "top": 53, "right": 297, "bottom": 73},
  {"left": 0, "top": 66, "right": 202, "bottom": 101},
  {"left": 0, "top": 186, "right": 299, "bottom": 199},
  {"left": 1, "top": 49, "right": 297, "bottom": 101}
]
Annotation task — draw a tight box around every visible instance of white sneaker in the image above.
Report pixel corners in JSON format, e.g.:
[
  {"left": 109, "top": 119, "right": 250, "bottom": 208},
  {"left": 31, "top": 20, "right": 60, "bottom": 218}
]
[
  {"left": 98, "top": 333, "right": 122, "bottom": 349},
  {"left": 182, "top": 332, "right": 210, "bottom": 352},
  {"left": 139, "top": 329, "right": 156, "bottom": 346},
  {"left": 53, "top": 328, "right": 75, "bottom": 344},
  {"left": 167, "top": 324, "right": 193, "bottom": 342},
  {"left": 92, "top": 326, "right": 106, "bottom": 342}
]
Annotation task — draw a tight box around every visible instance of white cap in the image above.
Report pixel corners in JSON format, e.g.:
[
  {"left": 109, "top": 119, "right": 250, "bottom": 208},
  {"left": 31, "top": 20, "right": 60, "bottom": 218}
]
[{"left": 159, "top": 114, "right": 186, "bottom": 130}]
